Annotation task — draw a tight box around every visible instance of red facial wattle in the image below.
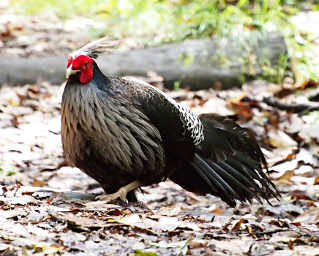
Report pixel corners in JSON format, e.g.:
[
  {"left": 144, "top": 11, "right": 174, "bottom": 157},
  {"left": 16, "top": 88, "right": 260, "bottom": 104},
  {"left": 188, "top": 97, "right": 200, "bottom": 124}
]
[{"left": 68, "top": 55, "right": 94, "bottom": 84}]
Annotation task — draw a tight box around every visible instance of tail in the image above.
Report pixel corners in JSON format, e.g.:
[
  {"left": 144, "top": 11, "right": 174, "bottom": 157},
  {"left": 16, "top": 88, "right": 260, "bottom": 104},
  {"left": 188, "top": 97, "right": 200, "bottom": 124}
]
[{"left": 171, "top": 114, "right": 280, "bottom": 207}]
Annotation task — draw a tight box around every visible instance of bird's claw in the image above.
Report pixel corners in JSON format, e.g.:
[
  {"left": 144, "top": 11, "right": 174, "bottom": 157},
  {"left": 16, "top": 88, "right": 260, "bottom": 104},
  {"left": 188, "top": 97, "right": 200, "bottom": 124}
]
[
  {"left": 95, "top": 187, "right": 128, "bottom": 204},
  {"left": 94, "top": 181, "right": 141, "bottom": 205}
]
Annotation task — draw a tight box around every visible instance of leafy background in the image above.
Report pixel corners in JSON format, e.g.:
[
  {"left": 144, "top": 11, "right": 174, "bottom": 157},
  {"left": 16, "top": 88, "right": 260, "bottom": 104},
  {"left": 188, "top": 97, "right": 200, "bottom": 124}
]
[
  {"left": 1, "top": 1, "right": 319, "bottom": 255},
  {"left": 11, "top": 0, "right": 319, "bottom": 83}
]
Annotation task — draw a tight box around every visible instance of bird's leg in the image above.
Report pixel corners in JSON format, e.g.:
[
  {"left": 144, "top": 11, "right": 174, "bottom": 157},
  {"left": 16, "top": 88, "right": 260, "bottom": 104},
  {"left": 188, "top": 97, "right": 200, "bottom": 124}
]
[{"left": 95, "top": 180, "right": 141, "bottom": 203}]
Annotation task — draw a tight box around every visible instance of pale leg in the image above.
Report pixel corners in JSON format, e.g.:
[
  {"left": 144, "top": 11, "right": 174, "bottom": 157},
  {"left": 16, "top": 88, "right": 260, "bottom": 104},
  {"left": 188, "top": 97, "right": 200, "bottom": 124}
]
[{"left": 95, "top": 180, "right": 141, "bottom": 203}]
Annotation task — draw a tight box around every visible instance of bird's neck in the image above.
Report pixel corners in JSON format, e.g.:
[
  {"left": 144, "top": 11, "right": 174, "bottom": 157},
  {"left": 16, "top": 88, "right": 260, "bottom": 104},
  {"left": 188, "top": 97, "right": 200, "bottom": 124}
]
[{"left": 90, "top": 61, "right": 111, "bottom": 91}]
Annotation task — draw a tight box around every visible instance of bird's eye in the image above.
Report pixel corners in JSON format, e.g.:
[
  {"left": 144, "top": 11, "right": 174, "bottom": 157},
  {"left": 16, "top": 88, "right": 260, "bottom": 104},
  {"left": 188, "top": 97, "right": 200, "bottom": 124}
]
[{"left": 84, "top": 62, "right": 88, "bottom": 67}]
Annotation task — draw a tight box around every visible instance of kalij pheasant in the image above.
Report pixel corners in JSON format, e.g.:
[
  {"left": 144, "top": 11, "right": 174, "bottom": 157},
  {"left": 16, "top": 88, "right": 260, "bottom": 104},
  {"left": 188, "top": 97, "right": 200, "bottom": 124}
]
[{"left": 61, "top": 39, "right": 279, "bottom": 206}]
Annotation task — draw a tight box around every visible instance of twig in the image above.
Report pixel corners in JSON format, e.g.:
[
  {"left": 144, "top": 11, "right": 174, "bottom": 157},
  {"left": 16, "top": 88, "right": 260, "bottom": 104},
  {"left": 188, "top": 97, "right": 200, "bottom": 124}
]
[{"left": 263, "top": 97, "right": 319, "bottom": 113}]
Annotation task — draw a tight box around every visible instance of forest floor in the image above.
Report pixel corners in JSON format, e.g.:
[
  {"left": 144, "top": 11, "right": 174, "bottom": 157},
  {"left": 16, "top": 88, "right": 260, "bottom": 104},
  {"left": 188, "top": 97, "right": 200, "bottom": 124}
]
[
  {"left": 1, "top": 3, "right": 319, "bottom": 256},
  {"left": 1, "top": 79, "right": 319, "bottom": 256}
]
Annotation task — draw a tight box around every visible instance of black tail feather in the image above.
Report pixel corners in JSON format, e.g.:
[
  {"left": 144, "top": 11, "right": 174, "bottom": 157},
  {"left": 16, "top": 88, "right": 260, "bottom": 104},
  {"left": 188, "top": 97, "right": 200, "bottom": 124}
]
[
  {"left": 186, "top": 114, "right": 281, "bottom": 206},
  {"left": 195, "top": 155, "right": 241, "bottom": 198},
  {"left": 208, "top": 160, "right": 256, "bottom": 201},
  {"left": 169, "top": 114, "right": 280, "bottom": 207},
  {"left": 232, "top": 157, "right": 279, "bottom": 201},
  {"left": 190, "top": 152, "right": 279, "bottom": 206},
  {"left": 218, "top": 161, "right": 261, "bottom": 194},
  {"left": 227, "top": 158, "right": 261, "bottom": 182},
  {"left": 192, "top": 155, "right": 236, "bottom": 206}
]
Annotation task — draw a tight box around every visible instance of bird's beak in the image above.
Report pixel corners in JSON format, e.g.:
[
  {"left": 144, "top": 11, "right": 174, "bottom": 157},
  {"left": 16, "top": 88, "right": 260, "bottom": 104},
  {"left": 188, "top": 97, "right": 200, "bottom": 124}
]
[{"left": 66, "top": 64, "right": 80, "bottom": 80}]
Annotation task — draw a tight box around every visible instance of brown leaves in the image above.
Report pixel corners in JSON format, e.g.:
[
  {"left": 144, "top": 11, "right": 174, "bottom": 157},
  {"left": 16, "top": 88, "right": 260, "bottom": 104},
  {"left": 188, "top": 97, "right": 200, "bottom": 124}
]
[
  {"left": 0, "top": 22, "right": 23, "bottom": 40},
  {"left": 31, "top": 179, "right": 46, "bottom": 187},
  {"left": 227, "top": 95, "right": 255, "bottom": 121},
  {"left": 275, "top": 170, "right": 295, "bottom": 184},
  {"left": 231, "top": 218, "right": 246, "bottom": 232},
  {"left": 2, "top": 78, "right": 319, "bottom": 255}
]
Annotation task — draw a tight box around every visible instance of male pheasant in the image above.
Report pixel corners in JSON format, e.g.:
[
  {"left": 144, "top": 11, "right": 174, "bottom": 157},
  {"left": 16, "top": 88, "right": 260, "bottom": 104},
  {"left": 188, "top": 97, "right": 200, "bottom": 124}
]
[{"left": 61, "top": 39, "right": 279, "bottom": 206}]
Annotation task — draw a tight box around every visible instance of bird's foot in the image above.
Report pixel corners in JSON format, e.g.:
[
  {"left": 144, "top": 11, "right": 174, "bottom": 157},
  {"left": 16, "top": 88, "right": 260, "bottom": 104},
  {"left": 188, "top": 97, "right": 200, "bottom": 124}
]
[
  {"left": 95, "top": 180, "right": 141, "bottom": 204},
  {"left": 96, "top": 189, "right": 128, "bottom": 204}
]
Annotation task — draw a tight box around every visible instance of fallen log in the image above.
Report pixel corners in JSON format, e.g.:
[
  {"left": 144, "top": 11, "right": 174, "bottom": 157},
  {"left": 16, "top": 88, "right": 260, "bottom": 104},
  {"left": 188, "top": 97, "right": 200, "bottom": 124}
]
[{"left": 0, "top": 31, "right": 288, "bottom": 89}]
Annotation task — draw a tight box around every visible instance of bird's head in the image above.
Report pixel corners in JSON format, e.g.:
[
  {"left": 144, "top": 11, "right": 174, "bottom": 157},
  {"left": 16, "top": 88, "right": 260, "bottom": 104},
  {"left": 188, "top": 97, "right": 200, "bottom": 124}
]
[
  {"left": 65, "top": 38, "right": 118, "bottom": 84},
  {"left": 66, "top": 54, "right": 94, "bottom": 84}
]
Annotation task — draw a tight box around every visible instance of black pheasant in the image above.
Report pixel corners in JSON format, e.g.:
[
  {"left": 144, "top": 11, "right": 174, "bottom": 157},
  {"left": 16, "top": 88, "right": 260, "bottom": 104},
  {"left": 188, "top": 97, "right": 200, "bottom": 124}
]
[{"left": 61, "top": 39, "right": 279, "bottom": 207}]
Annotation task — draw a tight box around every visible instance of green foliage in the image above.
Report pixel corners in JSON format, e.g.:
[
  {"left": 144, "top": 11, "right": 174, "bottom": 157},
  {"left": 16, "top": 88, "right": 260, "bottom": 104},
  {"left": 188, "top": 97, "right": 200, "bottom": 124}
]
[
  {"left": 0, "top": 161, "right": 18, "bottom": 176},
  {"left": 11, "top": 0, "right": 106, "bottom": 18},
  {"left": 285, "top": 29, "right": 319, "bottom": 84},
  {"left": 257, "top": 52, "right": 290, "bottom": 84},
  {"left": 178, "top": 53, "right": 195, "bottom": 67},
  {"left": 10, "top": 1, "right": 297, "bottom": 39},
  {"left": 134, "top": 249, "right": 160, "bottom": 256},
  {"left": 11, "top": 0, "right": 319, "bottom": 83},
  {"left": 173, "top": 80, "right": 182, "bottom": 91}
]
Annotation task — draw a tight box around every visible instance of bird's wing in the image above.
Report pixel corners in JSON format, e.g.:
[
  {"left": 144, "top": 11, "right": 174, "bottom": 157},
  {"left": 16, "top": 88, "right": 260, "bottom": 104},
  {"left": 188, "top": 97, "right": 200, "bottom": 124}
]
[
  {"left": 198, "top": 113, "right": 267, "bottom": 166},
  {"left": 119, "top": 77, "right": 204, "bottom": 147}
]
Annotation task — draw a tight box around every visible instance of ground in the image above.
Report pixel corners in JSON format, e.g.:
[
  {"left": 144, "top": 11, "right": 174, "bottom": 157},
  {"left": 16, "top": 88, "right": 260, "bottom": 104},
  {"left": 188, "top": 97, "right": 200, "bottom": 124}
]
[
  {"left": 1, "top": 79, "right": 319, "bottom": 256},
  {"left": 1, "top": 3, "right": 319, "bottom": 256}
]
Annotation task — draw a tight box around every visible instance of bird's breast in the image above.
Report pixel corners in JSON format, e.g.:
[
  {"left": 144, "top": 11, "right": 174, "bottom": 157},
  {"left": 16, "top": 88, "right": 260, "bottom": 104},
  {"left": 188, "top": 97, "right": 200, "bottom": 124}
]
[{"left": 61, "top": 84, "right": 165, "bottom": 177}]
